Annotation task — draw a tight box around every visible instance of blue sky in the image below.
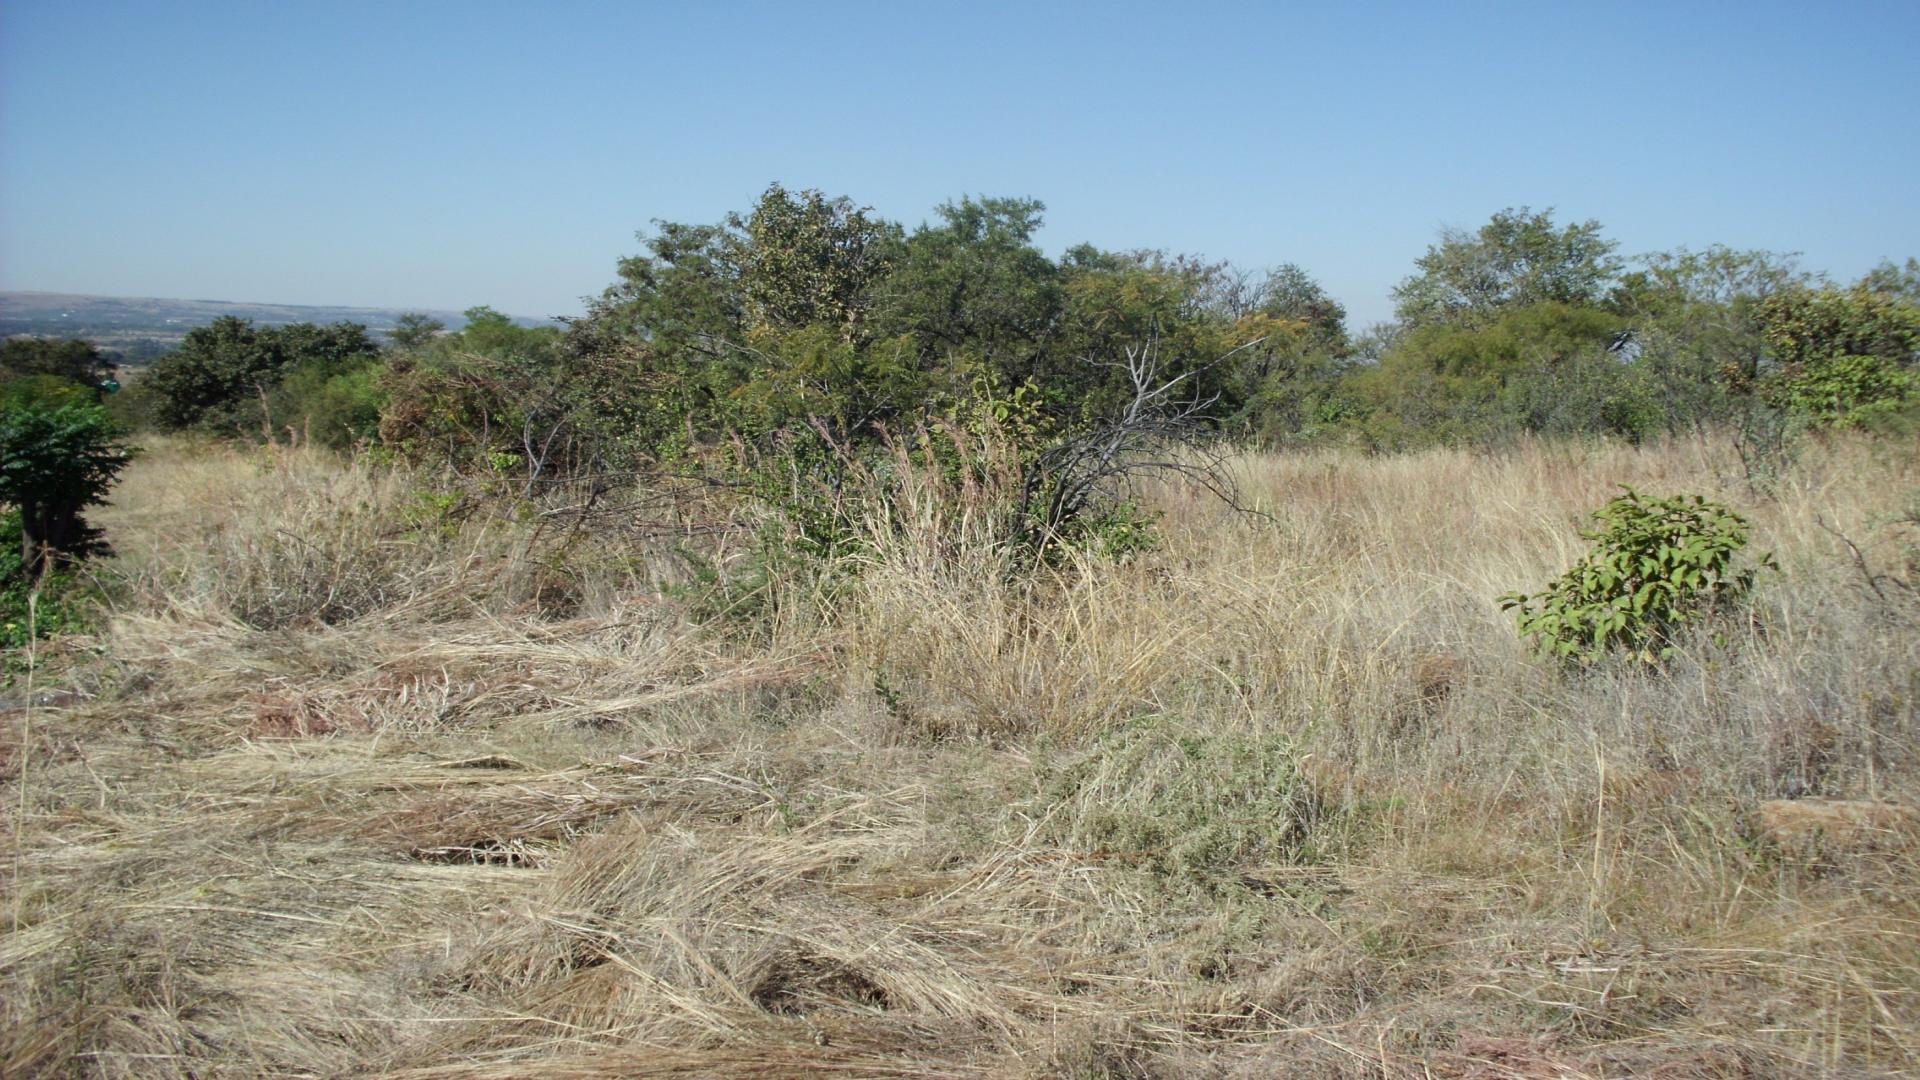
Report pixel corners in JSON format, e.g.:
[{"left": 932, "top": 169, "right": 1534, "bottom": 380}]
[{"left": 2, "top": 1, "right": 1916, "bottom": 327}]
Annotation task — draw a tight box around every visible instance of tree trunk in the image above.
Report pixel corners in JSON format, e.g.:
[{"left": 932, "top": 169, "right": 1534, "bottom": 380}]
[{"left": 18, "top": 499, "right": 83, "bottom": 581}]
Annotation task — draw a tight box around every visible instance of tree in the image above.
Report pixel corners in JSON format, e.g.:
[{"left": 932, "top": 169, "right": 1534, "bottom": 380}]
[
  {"left": 1757, "top": 286, "right": 1920, "bottom": 369},
  {"left": 1253, "top": 264, "right": 1349, "bottom": 353},
  {"left": 872, "top": 195, "right": 1063, "bottom": 380},
  {"left": 145, "top": 317, "right": 381, "bottom": 432},
  {"left": 1753, "top": 285, "right": 1920, "bottom": 426},
  {"left": 1053, "top": 251, "right": 1243, "bottom": 422},
  {"left": 562, "top": 220, "right": 755, "bottom": 458},
  {"left": 1610, "top": 246, "right": 1813, "bottom": 430},
  {"left": 389, "top": 312, "right": 446, "bottom": 351},
  {"left": 1859, "top": 257, "right": 1920, "bottom": 305},
  {"left": 1393, "top": 207, "right": 1622, "bottom": 329},
  {"left": 0, "top": 337, "right": 114, "bottom": 387},
  {"left": 1357, "top": 301, "right": 1628, "bottom": 444},
  {"left": 144, "top": 316, "right": 271, "bottom": 429},
  {"left": 0, "top": 403, "right": 134, "bottom": 577},
  {"left": 733, "top": 183, "right": 900, "bottom": 340}
]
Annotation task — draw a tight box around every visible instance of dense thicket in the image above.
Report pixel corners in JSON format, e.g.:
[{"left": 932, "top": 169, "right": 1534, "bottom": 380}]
[{"left": 103, "top": 189, "right": 1919, "bottom": 472}]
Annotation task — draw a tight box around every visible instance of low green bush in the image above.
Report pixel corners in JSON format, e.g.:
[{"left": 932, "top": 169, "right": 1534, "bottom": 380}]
[{"left": 1502, "top": 488, "right": 1771, "bottom": 663}]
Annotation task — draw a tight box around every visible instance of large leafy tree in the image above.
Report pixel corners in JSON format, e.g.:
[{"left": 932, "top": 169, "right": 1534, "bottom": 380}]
[
  {"left": 1218, "top": 266, "right": 1357, "bottom": 443},
  {"left": 1358, "top": 301, "right": 1629, "bottom": 444},
  {"left": 561, "top": 187, "right": 1341, "bottom": 464},
  {"left": 565, "top": 221, "right": 753, "bottom": 456},
  {"left": 1052, "top": 251, "right": 1243, "bottom": 421},
  {"left": 1756, "top": 286, "right": 1920, "bottom": 369},
  {"left": 1393, "top": 207, "right": 1622, "bottom": 329},
  {"left": 145, "top": 317, "right": 382, "bottom": 432},
  {"left": 872, "top": 195, "right": 1063, "bottom": 382},
  {"left": 388, "top": 312, "right": 446, "bottom": 351}
]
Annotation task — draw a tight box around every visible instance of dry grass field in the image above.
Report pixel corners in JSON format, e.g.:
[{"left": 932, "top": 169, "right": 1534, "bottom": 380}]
[{"left": 4, "top": 433, "right": 1918, "bottom": 1077}]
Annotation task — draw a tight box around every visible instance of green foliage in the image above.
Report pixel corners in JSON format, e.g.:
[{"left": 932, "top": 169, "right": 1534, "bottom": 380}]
[
  {"left": 0, "top": 402, "right": 135, "bottom": 572},
  {"left": 1752, "top": 286, "right": 1920, "bottom": 428},
  {"left": 1611, "top": 246, "right": 1812, "bottom": 434},
  {"left": 1859, "top": 257, "right": 1920, "bottom": 305},
  {"left": 1502, "top": 489, "right": 1770, "bottom": 664},
  {"left": 144, "top": 317, "right": 382, "bottom": 435},
  {"left": 376, "top": 312, "right": 591, "bottom": 474},
  {"left": 0, "top": 338, "right": 114, "bottom": 387},
  {"left": 1357, "top": 301, "right": 1628, "bottom": 446},
  {"left": 1053, "top": 255, "right": 1242, "bottom": 421},
  {"left": 1757, "top": 286, "right": 1920, "bottom": 369},
  {"left": 871, "top": 195, "right": 1063, "bottom": 381},
  {"left": 1059, "top": 498, "right": 1160, "bottom": 561},
  {"left": 1040, "top": 722, "right": 1334, "bottom": 893},
  {"left": 731, "top": 326, "right": 933, "bottom": 442},
  {"left": 1393, "top": 207, "right": 1622, "bottom": 329},
  {"left": 734, "top": 183, "right": 899, "bottom": 338},
  {"left": 0, "top": 375, "right": 99, "bottom": 412},
  {"left": 271, "top": 362, "right": 389, "bottom": 449},
  {"left": 388, "top": 312, "right": 446, "bottom": 351},
  {"left": 1761, "top": 353, "right": 1918, "bottom": 428},
  {"left": 0, "top": 512, "right": 96, "bottom": 658}
]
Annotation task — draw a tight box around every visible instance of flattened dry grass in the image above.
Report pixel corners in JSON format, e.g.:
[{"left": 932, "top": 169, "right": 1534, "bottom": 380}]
[{"left": 4, "top": 433, "right": 1919, "bottom": 1077}]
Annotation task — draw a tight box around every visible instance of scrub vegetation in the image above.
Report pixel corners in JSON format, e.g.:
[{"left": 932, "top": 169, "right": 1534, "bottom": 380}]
[{"left": 3, "top": 189, "right": 1919, "bottom": 1077}]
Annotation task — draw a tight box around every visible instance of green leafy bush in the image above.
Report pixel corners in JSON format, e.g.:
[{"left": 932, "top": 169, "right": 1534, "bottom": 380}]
[
  {"left": 271, "top": 362, "right": 388, "bottom": 449},
  {"left": 1502, "top": 489, "right": 1771, "bottom": 663},
  {"left": 1761, "top": 354, "right": 1918, "bottom": 428},
  {"left": 0, "top": 402, "right": 136, "bottom": 573},
  {"left": 0, "top": 374, "right": 100, "bottom": 412}
]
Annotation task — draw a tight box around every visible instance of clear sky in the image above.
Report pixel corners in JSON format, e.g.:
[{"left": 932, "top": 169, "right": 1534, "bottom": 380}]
[{"left": 2, "top": 1, "right": 1916, "bottom": 327}]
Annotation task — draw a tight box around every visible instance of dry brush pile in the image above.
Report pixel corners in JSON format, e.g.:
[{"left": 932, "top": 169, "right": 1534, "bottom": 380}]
[{"left": 4, "top": 433, "right": 1919, "bottom": 1078}]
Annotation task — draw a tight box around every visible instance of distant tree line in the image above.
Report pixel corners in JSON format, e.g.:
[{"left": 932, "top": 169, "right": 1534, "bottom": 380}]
[{"left": 18, "top": 187, "right": 1920, "bottom": 472}]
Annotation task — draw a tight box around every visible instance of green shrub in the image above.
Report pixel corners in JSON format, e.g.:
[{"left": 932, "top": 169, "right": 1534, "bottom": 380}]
[
  {"left": 0, "top": 402, "right": 136, "bottom": 574},
  {"left": 1502, "top": 488, "right": 1771, "bottom": 663},
  {"left": 1761, "top": 354, "right": 1919, "bottom": 428},
  {"left": 272, "top": 361, "right": 388, "bottom": 448},
  {"left": 145, "top": 317, "right": 381, "bottom": 435}
]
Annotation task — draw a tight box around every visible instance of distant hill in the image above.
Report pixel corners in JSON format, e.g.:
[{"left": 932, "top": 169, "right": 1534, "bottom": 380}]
[{"left": 0, "top": 291, "right": 562, "bottom": 363}]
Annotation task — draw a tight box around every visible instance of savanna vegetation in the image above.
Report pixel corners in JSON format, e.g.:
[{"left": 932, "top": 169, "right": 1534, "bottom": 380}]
[{"left": 3, "top": 189, "right": 1919, "bottom": 1077}]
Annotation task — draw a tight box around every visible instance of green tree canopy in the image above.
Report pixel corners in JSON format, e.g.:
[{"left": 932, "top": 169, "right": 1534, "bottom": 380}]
[
  {"left": 145, "top": 317, "right": 382, "bottom": 432},
  {"left": 872, "top": 195, "right": 1063, "bottom": 377},
  {"left": 389, "top": 312, "right": 446, "bottom": 351},
  {"left": 0, "top": 337, "right": 114, "bottom": 387},
  {"left": 733, "top": 183, "right": 900, "bottom": 339},
  {"left": 1393, "top": 207, "right": 1622, "bottom": 329}
]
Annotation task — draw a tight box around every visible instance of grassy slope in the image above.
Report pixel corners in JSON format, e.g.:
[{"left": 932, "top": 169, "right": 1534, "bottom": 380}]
[{"left": 3, "top": 435, "right": 1918, "bottom": 1078}]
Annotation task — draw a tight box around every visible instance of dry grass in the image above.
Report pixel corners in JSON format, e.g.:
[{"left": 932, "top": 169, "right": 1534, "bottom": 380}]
[{"left": 4, "top": 432, "right": 1919, "bottom": 1077}]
